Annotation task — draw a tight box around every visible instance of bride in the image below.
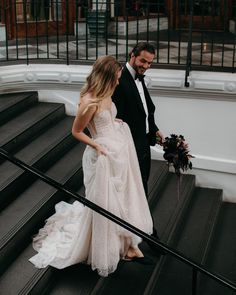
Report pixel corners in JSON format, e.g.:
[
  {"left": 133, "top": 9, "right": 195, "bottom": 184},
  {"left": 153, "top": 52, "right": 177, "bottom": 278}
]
[{"left": 29, "top": 55, "right": 153, "bottom": 277}]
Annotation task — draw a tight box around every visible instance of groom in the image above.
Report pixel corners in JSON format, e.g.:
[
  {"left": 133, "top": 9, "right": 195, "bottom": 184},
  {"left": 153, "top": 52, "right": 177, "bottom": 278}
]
[
  {"left": 112, "top": 42, "right": 165, "bottom": 254},
  {"left": 112, "top": 42, "right": 164, "bottom": 197}
]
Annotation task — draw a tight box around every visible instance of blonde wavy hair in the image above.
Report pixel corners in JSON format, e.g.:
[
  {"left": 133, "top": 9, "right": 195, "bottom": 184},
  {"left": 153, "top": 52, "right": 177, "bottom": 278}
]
[{"left": 80, "top": 55, "right": 122, "bottom": 112}]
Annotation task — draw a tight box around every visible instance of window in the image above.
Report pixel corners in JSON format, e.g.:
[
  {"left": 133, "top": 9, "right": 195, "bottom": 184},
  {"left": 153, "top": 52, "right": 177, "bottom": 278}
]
[
  {"left": 15, "top": 0, "right": 62, "bottom": 22},
  {"left": 180, "top": 0, "right": 221, "bottom": 16}
]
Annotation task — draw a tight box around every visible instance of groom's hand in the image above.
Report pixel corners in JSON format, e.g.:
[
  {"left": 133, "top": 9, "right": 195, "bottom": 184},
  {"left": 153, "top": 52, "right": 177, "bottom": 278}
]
[{"left": 156, "top": 130, "right": 165, "bottom": 146}]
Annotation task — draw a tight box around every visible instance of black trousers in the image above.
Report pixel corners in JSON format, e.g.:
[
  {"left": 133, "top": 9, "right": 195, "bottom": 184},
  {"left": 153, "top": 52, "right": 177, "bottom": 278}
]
[
  {"left": 136, "top": 140, "right": 151, "bottom": 198},
  {"left": 136, "top": 139, "right": 159, "bottom": 233}
]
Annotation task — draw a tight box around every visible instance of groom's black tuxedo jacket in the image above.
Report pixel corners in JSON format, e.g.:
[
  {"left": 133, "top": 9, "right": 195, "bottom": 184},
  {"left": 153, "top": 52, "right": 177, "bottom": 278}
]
[{"left": 112, "top": 65, "right": 159, "bottom": 151}]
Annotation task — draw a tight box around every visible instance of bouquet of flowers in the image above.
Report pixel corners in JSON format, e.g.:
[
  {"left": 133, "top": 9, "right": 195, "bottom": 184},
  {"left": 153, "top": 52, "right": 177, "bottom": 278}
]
[{"left": 161, "top": 134, "right": 193, "bottom": 176}]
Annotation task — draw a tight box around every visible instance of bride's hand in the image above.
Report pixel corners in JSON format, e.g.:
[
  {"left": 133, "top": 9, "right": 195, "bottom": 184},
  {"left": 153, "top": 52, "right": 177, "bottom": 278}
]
[
  {"left": 115, "top": 118, "right": 123, "bottom": 124},
  {"left": 95, "top": 144, "right": 108, "bottom": 156}
]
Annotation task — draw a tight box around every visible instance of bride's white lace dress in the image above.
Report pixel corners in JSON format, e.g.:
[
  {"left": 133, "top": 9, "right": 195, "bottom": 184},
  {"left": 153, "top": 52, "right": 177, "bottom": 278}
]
[{"left": 29, "top": 103, "right": 153, "bottom": 277}]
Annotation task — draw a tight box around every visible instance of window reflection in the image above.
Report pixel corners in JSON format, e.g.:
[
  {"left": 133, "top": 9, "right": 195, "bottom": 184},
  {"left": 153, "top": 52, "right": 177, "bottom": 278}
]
[
  {"left": 16, "top": 0, "right": 62, "bottom": 22},
  {"left": 180, "top": 0, "right": 221, "bottom": 16},
  {"left": 29, "top": 0, "right": 50, "bottom": 20}
]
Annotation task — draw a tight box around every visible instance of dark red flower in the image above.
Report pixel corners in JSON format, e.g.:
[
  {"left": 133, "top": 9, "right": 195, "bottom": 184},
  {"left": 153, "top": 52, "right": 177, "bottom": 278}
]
[{"left": 161, "top": 134, "right": 194, "bottom": 176}]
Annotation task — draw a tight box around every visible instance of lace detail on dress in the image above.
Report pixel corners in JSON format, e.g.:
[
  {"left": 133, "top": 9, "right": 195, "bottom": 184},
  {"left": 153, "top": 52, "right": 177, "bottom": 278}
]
[{"left": 87, "top": 103, "right": 117, "bottom": 139}]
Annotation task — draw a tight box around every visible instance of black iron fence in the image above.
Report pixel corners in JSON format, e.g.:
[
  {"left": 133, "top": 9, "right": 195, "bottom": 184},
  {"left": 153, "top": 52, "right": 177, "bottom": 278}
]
[{"left": 0, "top": 0, "right": 235, "bottom": 73}]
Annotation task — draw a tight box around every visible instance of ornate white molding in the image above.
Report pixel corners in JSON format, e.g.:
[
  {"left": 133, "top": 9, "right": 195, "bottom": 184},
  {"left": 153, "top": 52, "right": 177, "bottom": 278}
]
[
  {"left": 0, "top": 65, "right": 236, "bottom": 96},
  {"left": 0, "top": 64, "right": 87, "bottom": 92},
  {"left": 147, "top": 69, "right": 236, "bottom": 95}
]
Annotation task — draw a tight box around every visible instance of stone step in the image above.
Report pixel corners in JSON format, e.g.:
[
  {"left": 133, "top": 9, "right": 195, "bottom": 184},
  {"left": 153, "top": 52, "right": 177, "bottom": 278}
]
[
  {"left": 0, "top": 116, "right": 76, "bottom": 210},
  {"left": 198, "top": 202, "right": 236, "bottom": 295},
  {"left": 0, "top": 91, "right": 38, "bottom": 125},
  {"left": 0, "top": 102, "right": 65, "bottom": 153},
  {"left": 0, "top": 143, "right": 85, "bottom": 285},
  {"left": 144, "top": 187, "right": 223, "bottom": 295}
]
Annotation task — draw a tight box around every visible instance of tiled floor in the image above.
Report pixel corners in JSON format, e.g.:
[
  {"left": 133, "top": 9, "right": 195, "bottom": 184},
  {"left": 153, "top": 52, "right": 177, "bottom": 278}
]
[{"left": 0, "top": 33, "right": 235, "bottom": 69}]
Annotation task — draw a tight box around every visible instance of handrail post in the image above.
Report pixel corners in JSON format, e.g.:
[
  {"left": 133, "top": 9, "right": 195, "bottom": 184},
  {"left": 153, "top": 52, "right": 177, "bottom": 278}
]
[
  {"left": 192, "top": 267, "right": 198, "bottom": 295},
  {"left": 185, "top": 0, "right": 194, "bottom": 87}
]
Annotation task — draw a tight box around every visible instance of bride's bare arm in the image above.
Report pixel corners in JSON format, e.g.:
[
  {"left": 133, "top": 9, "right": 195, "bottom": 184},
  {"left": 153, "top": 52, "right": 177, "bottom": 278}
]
[{"left": 72, "top": 97, "right": 107, "bottom": 155}]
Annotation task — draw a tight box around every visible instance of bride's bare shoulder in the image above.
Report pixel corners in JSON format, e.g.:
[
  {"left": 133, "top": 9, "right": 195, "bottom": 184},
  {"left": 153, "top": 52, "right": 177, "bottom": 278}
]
[
  {"left": 79, "top": 94, "right": 98, "bottom": 114},
  {"left": 79, "top": 93, "right": 93, "bottom": 105}
]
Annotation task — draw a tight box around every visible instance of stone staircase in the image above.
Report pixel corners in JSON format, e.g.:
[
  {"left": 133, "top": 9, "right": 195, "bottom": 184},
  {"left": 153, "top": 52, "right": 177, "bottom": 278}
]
[
  {"left": 87, "top": 11, "right": 107, "bottom": 37},
  {"left": 0, "top": 91, "right": 235, "bottom": 295}
]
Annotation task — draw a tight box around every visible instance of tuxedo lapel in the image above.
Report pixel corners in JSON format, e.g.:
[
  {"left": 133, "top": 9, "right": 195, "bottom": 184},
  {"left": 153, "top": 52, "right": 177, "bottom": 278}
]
[
  {"left": 122, "top": 66, "right": 146, "bottom": 114},
  {"left": 141, "top": 79, "right": 155, "bottom": 113}
]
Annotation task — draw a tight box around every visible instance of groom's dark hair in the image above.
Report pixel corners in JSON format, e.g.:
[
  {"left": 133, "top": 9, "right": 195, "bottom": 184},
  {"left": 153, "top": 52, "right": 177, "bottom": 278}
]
[{"left": 129, "top": 42, "right": 156, "bottom": 58}]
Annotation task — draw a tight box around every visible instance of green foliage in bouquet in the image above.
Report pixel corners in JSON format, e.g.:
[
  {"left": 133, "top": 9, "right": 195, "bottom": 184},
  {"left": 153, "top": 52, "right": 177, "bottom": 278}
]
[{"left": 162, "top": 134, "right": 193, "bottom": 176}]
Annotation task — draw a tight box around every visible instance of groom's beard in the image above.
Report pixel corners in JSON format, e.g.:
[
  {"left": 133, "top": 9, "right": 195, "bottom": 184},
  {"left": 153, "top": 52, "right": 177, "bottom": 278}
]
[
  {"left": 132, "top": 61, "right": 146, "bottom": 75},
  {"left": 134, "top": 67, "right": 146, "bottom": 75}
]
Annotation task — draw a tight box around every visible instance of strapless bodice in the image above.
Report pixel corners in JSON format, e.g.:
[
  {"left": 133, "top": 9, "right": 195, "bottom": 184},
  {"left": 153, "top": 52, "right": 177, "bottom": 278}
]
[{"left": 87, "top": 103, "right": 117, "bottom": 138}]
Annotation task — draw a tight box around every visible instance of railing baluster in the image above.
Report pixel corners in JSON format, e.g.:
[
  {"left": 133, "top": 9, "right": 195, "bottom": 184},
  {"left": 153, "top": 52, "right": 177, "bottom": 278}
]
[
  {"left": 125, "top": 7, "right": 128, "bottom": 61},
  {"left": 232, "top": 0, "right": 236, "bottom": 73},
  {"left": 167, "top": 14, "right": 170, "bottom": 64},
  {"left": 14, "top": 0, "right": 19, "bottom": 60},
  {"left": 115, "top": 0, "right": 118, "bottom": 60},
  {"left": 85, "top": 5, "right": 88, "bottom": 60},
  {"left": 185, "top": 0, "right": 193, "bottom": 87},
  {"left": 156, "top": 1, "right": 160, "bottom": 64},
  {"left": 233, "top": 39, "right": 236, "bottom": 73},
  {"left": 146, "top": 2, "right": 150, "bottom": 42},
  {"left": 23, "top": 0, "right": 29, "bottom": 64},
  {"left": 105, "top": 0, "right": 108, "bottom": 55},
  {"left": 4, "top": 0, "right": 9, "bottom": 61},
  {"left": 45, "top": 0, "right": 49, "bottom": 60},
  {"left": 135, "top": 2, "right": 139, "bottom": 43},
  {"left": 75, "top": 0, "right": 78, "bottom": 60},
  {"left": 35, "top": 0, "right": 39, "bottom": 59},
  {"left": 56, "top": 0, "right": 60, "bottom": 59},
  {"left": 66, "top": 0, "right": 69, "bottom": 65},
  {"left": 221, "top": 0, "right": 228, "bottom": 68}
]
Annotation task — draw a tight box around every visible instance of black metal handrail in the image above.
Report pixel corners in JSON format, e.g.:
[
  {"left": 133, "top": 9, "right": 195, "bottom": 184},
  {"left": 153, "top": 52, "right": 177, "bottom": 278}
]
[{"left": 0, "top": 147, "right": 236, "bottom": 294}]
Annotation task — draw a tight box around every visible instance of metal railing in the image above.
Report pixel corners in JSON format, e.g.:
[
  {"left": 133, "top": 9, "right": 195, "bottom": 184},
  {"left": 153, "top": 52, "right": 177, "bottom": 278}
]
[
  {"left": 0, "top": 147, "right": 236, "bottom": 294},
  {"left": 0, "top": 1, "right": 236, "bottom": 78}
]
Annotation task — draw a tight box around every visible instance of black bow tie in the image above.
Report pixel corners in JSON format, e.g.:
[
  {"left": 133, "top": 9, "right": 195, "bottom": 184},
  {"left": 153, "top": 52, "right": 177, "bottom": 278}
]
[{"left": 135, "top": 73, "right": 145, "bottom": 81}]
